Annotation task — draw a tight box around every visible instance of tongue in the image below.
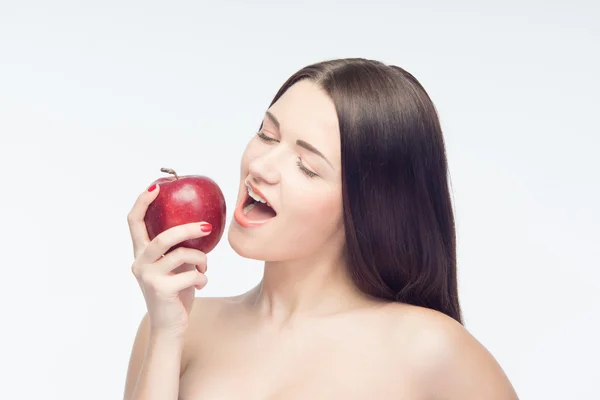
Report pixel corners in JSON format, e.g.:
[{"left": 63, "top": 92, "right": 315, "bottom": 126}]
[{"left": 247, "top": 202, "right": 277, "bottom": 220}]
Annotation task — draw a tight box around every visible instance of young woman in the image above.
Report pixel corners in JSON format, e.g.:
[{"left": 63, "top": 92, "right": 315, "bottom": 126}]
[{"left": 124, "top": 58, "right": 519, "bottom": 400}]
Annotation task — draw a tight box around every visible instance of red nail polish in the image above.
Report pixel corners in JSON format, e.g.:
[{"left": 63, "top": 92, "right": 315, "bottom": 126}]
[
  {"left": 201, "top": 223, "right": 212, "bottom": 232},
  {"left": 147, "top": 184, "right": 157, "bottom": 192}
]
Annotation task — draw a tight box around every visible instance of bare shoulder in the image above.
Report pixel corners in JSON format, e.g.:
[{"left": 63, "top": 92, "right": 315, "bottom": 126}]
[{"left": 383, "top": 303, "right": 519, "bottom": 400}]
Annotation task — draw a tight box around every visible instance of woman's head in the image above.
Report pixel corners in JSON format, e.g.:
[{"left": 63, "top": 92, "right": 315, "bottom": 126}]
[
  {"left": 228, "top": 58, "right": 462, "bottom": 324},
  {"left": 228, "top": 79, "right": 346, "bottom": 264}
]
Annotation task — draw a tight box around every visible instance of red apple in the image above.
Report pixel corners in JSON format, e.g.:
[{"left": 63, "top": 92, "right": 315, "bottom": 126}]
[{"left": 144, "top": 167, "right": 226, "bottom": 255}]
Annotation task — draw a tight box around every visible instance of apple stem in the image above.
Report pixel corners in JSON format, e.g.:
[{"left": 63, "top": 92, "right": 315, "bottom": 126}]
[{"left": 160, "top": 167, "right": 179, "bottom": 180}]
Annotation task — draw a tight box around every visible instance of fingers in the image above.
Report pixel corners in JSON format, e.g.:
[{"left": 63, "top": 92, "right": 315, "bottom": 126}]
[
  {"left": 167, "top": 270, "right": 207, "bottom": 292},
  {"left": 156, "top": 269, "right": 206, "bottom": 293},
  {"left": 127, "top": 183, "right": 161, "bottom": 257},
  {"left": 131, "top": 255, "right": 208, "bottom": 290},
  {"left": 136, "top": 268, "right": 207, "bottom": 294},
  {"left": 154, "top": 248, "right": 207, "bottom": 275},
  {"left": 140, "top": 222, "right": 212, "bottom": 264}
]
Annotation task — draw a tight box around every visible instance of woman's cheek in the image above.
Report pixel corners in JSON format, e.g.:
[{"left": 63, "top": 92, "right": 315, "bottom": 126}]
[{"left": 296, "top": 190, "right": 341, "bottom": 221}]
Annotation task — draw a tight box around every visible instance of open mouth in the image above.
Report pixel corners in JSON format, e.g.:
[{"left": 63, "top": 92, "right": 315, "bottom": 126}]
[
  {"left": 233, "top": 182, "right": 278, "bottom": 228},
  {"left": 241, "top": 189, "right": 277, "bottom": 219}
]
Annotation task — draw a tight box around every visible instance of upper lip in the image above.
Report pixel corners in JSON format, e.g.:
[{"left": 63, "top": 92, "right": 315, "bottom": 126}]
[{"left": 245, "top": 178, "right": 275, "bottom": 211}]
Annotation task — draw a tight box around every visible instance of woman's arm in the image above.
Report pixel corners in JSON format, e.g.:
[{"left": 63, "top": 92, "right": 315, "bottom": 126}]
[{"left": 123, "top": 313, "right": 185, "bottom": 400}]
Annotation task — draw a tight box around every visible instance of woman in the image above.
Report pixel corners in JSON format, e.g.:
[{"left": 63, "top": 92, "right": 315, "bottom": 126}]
[{"left": 124, "top": 58, "right": 519, "bottom": 399}]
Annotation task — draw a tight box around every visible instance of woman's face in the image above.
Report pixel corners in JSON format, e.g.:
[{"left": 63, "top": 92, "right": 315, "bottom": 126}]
[{"left": 228, "top": 80, "right": 344, "bottom": 261}]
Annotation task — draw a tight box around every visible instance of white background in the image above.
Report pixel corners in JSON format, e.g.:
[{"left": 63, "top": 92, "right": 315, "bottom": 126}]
[{"left": 1, "top": 1, "right": 598, "bottom": 399}]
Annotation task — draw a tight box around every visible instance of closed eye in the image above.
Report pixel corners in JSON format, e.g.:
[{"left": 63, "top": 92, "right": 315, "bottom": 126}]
[
  {"left": 256, "top": 131, "right": 277, "bottom": 142},
  {"left": 296, "top": 157, "right": 318, "bottom": 178},
  {"left": 256, "top": 131, "right": 319, "bottom": 178}
]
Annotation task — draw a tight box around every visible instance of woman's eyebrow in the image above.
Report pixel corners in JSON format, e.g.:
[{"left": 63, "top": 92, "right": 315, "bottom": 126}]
[{"left": 265, "top": 111, "right": 333, "bottom": 168}]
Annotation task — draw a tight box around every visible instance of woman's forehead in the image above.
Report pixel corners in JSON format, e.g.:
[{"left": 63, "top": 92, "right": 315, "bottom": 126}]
[{"left": 265, "top": 81, "right": 341, "bottom": 166}]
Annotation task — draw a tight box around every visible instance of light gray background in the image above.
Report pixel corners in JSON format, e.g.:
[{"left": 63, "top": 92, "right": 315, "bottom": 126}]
[{"left": 0, "top": 1, "right": 598, "bottom": 399}]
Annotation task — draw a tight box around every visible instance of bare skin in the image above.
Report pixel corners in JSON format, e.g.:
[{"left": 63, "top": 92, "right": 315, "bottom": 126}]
[
  {"left": 126, "top": 294, "right": 518, "bottom": 400},
  {"left": 124, "top": 80, "right": 518, "bottom": 399}
]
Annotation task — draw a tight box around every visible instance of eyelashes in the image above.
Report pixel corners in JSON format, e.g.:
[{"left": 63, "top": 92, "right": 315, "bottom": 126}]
[
  {"left": 255, "top": 131, "right": 318, "bottom": 179},
  {"left": 296, "top": 157, "right": 318, "bottom": 178},
  {"left": 256, "top": 131, "right": 276, "bottom": 142}
]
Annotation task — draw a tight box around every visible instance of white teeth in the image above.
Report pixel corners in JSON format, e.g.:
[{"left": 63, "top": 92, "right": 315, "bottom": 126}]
[
  {"left": 243, "top": 202, "right": 256, "bottom": 215},
  {"left": 246, "top": 184, "right": 271, "bottom": 207},
  {"left": 249, "top": 188, "right": 265, "bottom": 203}
]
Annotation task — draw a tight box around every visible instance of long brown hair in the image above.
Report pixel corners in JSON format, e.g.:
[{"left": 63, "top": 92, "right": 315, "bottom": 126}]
[{"left": 263, "top": 58, "right": 462, "bottom": 324}]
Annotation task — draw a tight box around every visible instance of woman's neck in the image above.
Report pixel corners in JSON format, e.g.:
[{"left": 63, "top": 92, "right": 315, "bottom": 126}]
[{"left": 245, "top": 248, "right": 372, "bottom": 326}]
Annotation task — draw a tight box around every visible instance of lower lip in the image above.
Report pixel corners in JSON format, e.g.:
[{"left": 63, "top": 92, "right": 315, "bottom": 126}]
[{"left": 233, "top": 196, "right": 277, "bottom": 228}]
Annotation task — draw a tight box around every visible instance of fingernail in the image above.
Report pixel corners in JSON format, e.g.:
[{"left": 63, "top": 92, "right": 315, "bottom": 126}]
[
  {"left": 147, "top": 184, "right": 157, "bottom": 192},
  {"left": 200, "top": 223, "right": 212, "bottom": 232}
]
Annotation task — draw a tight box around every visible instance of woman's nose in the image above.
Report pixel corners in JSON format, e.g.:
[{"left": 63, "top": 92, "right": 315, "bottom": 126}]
[{"left": 248, "top": 153, "right": 281, "bottom": 185}]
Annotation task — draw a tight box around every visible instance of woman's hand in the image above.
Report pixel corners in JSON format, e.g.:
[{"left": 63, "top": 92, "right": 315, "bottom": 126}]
[{"left": 127, "top": 183, "right": 211, "bottom": 338}]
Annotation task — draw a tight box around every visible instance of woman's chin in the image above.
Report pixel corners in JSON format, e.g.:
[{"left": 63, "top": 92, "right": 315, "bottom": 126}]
[{"left": 227, "top": 224, "right": 270, "bottom": 261}]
